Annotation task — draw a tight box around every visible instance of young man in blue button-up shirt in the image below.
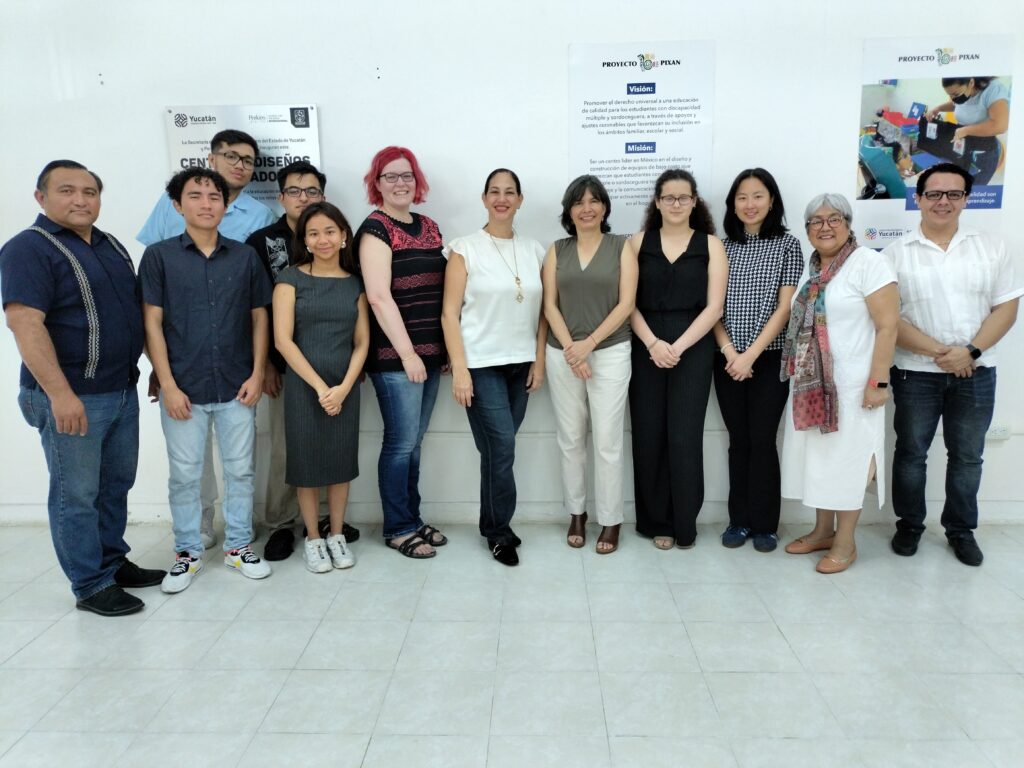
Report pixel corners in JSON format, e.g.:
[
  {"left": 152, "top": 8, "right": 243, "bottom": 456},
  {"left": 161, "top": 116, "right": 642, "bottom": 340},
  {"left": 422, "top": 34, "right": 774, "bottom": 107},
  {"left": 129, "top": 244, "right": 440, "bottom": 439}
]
[{"left": 141, "top": 167, "right": 273, "bottom": 593}]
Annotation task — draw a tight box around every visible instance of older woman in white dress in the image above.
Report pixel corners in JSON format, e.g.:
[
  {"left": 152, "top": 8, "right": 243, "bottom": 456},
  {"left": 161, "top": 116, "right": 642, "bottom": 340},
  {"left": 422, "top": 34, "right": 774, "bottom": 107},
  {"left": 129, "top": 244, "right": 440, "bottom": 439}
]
[{"left": 780, "top": 193, "right": 899, "bottom": 573}]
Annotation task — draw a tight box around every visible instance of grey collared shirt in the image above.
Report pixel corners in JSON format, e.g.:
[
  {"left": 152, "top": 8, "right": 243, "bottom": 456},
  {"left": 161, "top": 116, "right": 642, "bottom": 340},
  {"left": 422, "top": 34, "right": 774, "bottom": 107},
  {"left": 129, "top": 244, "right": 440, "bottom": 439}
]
[{"left": 140, "top": 232, "right": 272, "bottom": 404}]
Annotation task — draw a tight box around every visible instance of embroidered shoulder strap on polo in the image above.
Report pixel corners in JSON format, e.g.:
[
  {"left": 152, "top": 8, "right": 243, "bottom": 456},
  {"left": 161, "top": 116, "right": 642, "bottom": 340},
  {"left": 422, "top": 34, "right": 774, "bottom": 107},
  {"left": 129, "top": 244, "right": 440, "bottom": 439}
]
[{"left": 28, "top": 226, "right": 101, "bottom": 379}]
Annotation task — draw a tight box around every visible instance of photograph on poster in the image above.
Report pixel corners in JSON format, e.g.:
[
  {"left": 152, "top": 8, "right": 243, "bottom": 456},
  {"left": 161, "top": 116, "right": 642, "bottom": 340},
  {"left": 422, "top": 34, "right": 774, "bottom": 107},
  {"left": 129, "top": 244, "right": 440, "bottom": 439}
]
[{"left": 856, "top": 75, "right": 1011, "bottom": 210}]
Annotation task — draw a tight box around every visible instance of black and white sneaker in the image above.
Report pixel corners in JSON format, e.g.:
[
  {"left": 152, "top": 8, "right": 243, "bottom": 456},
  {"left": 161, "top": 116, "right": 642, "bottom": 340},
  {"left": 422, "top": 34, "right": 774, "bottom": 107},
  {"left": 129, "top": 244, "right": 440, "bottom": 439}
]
[
  {"left": 224, "top": 545, "right": 272, "bottom": 580},
  {"left": 161, "top": 552, "right": 203, "bottom": 594}
]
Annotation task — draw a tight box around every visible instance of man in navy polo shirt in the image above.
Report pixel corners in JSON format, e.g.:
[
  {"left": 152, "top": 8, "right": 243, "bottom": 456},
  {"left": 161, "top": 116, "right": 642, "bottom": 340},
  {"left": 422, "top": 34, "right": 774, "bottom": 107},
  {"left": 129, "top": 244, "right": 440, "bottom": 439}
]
[
  {"left": 139, "top": 128, "right": 275, "bottom": 551},
  {"left": 1, "top": 160, "right": 165, "bottom": 616},
  {"left": 140, "top": 167, "right": 273, "bottom": 593}
]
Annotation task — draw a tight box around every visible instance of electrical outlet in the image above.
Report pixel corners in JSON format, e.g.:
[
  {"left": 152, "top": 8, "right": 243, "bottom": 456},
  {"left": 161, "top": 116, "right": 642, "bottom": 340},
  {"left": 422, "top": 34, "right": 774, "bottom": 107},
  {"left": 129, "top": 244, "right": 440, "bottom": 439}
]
[{"left": 987, "top": 424, "right": 1011, "bottom": 441}]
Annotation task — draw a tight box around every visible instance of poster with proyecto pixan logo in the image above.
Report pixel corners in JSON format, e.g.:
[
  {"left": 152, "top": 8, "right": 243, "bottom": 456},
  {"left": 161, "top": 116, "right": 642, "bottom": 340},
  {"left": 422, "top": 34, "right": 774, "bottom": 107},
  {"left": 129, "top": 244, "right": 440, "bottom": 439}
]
[
  {"left": 855, "top": 36, "right": 1012, "bottom": 250},
  {"left": 569, "top": 41, "right": 715, "bottom": 235},
  {"left": 164, "top": 105, "right": 321, "bottom": 214}
]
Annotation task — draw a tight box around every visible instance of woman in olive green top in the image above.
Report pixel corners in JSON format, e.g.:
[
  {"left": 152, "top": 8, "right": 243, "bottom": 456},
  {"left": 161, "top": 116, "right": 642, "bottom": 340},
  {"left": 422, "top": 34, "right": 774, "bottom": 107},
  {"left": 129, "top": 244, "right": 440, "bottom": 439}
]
[{"left": 542, "top": 175, "right": 639, "bottom": 554}]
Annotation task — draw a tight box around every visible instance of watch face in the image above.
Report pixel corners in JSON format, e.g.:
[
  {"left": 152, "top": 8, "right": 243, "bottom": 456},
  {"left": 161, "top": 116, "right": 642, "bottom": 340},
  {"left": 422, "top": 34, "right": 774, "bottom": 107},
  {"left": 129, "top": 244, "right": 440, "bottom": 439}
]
[{"left": 968, "top": 345, "right": 982, "bottom": 359}]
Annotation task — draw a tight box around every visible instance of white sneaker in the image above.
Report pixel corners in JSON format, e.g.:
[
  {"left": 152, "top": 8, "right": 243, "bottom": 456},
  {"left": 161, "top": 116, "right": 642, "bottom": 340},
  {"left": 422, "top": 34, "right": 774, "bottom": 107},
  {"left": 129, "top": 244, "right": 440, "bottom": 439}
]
[
  {"left": 326, "top": 534, "right": 356, "bottom": 569},
  {"left": 161, "top": 552, "right": 203, "bottom": 594},
  {"left": 224, "top": 545, "right": 271, "bottom": 580},
  {"left": 200, "top": 507, "right": 217, "bottom": 550},
  {"left": 304, "top": 538, "right": 333, "bottom": 573}
]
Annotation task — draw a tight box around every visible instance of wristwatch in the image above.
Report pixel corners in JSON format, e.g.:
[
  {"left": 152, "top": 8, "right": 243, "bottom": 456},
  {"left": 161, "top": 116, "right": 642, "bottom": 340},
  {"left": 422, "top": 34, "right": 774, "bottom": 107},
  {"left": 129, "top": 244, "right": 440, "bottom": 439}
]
[
  {"left": 966, "top": 344, "right": 982, "bottom": 360},
  {"left": 868, "top": 379, "right": 889, "bottom": 389}
]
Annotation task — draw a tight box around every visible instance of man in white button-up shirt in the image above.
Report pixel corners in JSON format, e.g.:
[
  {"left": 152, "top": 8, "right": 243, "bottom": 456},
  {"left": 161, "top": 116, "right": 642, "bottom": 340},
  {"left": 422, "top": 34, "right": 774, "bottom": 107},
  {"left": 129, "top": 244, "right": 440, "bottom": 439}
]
[{"left": 884, "top": 163, "right": 1022, "bottom": 566}]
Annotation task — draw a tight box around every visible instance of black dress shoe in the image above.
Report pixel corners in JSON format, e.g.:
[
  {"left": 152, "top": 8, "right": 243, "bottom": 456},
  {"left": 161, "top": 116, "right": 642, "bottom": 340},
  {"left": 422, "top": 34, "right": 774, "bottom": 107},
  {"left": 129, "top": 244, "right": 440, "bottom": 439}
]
[
  {"left": 309, "top": 519, "right": 361, "bottom": 543},
  {"left": 76, "top": 585, "right": 144, "bottom": 616},
  {"left": 490, "top": 542, "right": 519, "bottom": 567},
  {"left": 949, "top": 536, "right": 984, "bottom": 566},
  {"left": 891, "top": 530, "right": 921, "bottom": 557},
  {"left": 114, "top": 560, "right": 166, "bottom": 588},
  {"left": 264, "top": 528, "right": 295, "bottom": 561}
]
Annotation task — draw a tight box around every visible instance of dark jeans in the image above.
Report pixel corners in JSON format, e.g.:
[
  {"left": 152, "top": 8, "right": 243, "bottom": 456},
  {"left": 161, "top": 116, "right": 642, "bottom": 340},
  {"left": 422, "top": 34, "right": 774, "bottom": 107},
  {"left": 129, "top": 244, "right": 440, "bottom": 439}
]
[
  {"left": 464, "top": 363, "right": 531, "bottom": 546},
  {"left": 712, "top": 349, "right": 789, "bottom": 535},
  {"left": 891, "top": 366, "right": 996, "bottom": 538},
  {"left": 18, "top": 387, "right": 137, "bottom": 599},
  {"left": 369, "top": 369, "right": 440, "bottom": 540}
]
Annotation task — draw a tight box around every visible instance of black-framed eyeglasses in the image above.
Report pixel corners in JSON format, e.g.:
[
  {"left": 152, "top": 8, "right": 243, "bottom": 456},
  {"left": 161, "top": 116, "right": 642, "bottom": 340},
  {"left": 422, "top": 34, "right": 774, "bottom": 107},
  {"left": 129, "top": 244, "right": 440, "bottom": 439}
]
[
  {"left": 921, "top": 190, "right": 967, "bottom": 201},
  {"left": 282, "top": 186, "right": 323, "bottom": 200},
  {"left": 806, "top": 214, "right": 847, "bottom": 230},
  {"left": 214, "top": 150, "right": 255, "bottom": 169},
  {"left": 659, "top": 194, "right": 694, "bottom": 206},
  {"left": 378, "top": 172, "right": 415, "bottom": 184}
]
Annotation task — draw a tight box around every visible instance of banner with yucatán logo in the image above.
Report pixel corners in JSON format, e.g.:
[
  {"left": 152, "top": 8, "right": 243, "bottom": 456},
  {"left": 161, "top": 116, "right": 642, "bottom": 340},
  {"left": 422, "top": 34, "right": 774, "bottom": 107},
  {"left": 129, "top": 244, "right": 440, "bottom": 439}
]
[
  {"left": 164, "top": 105, "right": 321, "bottom": 213},
  {"left": 856, "top": 36, "right": 1012, "bottom": 249},
  {"left": 569, "top": 41, "right": 714, "bottom": 234}
]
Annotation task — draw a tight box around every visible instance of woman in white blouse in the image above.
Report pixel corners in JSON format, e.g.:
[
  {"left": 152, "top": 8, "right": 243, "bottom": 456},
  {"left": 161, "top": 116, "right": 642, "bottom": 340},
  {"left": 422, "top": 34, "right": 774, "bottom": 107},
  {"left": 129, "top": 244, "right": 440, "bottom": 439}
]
[{"left": 441, "top": 169, "right": 547, "bottom": 566}]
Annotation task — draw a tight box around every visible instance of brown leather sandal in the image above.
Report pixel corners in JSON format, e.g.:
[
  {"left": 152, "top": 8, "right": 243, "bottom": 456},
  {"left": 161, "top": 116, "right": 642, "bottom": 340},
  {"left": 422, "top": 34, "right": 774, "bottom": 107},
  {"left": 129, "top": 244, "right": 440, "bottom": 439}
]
[
  {"left": 567, "top": 512, "right": 588, "bottom": 548},
  {"left": 596, "top": 524, "right": 621, "bottom": 554}
]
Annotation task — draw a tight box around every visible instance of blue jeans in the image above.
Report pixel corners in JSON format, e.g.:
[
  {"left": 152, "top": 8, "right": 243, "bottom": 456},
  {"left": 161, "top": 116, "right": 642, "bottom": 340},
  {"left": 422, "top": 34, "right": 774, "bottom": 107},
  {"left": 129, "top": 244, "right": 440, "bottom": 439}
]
[
  {"left": 18, "top": 387, "right": 137, "bottom": 599},
  {"left": 464, "top": 363, "right": 531, "bottom": 545},
  {"left": 891, "top": 366, "right": 996, "bottom": 538},
  {"left": 160, "top": 397, "right": 256, "bottom": 556},
  {"left": 369, "top": 369, "right": 440, "bottom": 540}
]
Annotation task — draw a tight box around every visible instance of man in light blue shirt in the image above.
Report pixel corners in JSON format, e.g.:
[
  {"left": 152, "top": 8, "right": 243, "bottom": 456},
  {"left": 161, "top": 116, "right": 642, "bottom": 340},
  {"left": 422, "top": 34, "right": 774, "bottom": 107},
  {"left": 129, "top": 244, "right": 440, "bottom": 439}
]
[
  {"left": 137, "top": 129, "right": 276, "bottom": 246},
  {"left": 139, "top": 129, "right": 275, "bottom": 549}
]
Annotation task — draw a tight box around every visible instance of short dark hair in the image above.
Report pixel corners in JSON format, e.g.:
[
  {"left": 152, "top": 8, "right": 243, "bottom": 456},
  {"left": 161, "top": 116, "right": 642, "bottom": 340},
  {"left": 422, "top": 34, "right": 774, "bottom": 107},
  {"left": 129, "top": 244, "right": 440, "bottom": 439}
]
[
  {"left": 277, "top": 160, "right": 327, "bottom": 193},
  {"left": 941, "top": 76, "right": 994, "bottom": 91},
  {"left": 292, "top": 202, "right": 357, "bottom": 273},
  {"left": 165, "top": 167, "right": 230, "bottom": 205},
  {"left": 916, "top": 162, "right": 974, "bottom": 196},
  {"left": 483, "top": 168, "right": 522, "bottom": 196},
  {"left": 722, "top": 167, "right": 788, "bottom": 243},
  {"left": 36, "top": 160, "right": 103, "bottom": 194},
  {"left": 642, "top": 169, "right": 715, "bottom": 234},
  {"left": 560, "top": 175, "right": 611, "bottom": 235},
  {"left": 210, "top": 129, "right": 260, "bottom": 158}
]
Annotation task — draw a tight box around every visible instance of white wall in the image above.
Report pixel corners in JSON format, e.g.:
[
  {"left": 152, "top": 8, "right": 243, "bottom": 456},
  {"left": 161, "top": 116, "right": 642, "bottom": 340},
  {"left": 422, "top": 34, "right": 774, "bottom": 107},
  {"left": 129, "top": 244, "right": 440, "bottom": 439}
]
[{"left": 1, "top": 0, "right": 1022, "bottom": 526}]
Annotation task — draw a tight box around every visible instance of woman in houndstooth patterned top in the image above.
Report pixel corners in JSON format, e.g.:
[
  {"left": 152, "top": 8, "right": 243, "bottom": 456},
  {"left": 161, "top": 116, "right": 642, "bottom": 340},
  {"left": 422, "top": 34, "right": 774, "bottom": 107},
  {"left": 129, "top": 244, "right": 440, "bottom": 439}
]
[{"left": 712, "top": 168, "right": 804, "bottom": 553}]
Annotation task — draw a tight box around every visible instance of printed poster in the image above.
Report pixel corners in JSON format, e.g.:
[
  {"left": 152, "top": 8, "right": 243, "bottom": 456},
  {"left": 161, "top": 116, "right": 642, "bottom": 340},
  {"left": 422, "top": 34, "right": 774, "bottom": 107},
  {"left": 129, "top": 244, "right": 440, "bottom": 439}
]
[
  {"left": 163, "top": 105, "right": 321, "bottom": 213},
  {"left": 856, "top": 36, "right": 1012, "bottom": 248},
  {"left": 569, "top": 41, "right": 715, "bottom": 234}
]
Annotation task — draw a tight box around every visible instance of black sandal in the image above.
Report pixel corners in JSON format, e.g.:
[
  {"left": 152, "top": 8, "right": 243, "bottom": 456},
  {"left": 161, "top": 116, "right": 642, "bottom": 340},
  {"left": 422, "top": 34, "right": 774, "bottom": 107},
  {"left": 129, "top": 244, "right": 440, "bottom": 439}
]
[
  {"left": 417, "top": 524, "right": 448, "bottom": 547},
  {"left": 567, "top": 512, "right": 588, "bottom": 548},
  {"left": 387, "top": 533, "right": 436, "bottom": 559}
]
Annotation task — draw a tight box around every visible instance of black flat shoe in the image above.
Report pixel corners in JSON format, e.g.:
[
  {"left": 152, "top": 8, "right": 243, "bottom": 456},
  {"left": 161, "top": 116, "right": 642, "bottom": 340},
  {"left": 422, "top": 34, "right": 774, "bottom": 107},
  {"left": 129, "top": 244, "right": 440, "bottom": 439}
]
[
  {"left": 891, "top": 529, "right": 921, "bottom": 556},
  {"left": 114, "top": 560, "right": 166, "bottom": 588},
  {"left": 949, "top": 536, "right": 983, "bottom": 566},
  {"left": 490, "top": 542, "right": 519, "bottom": 566},
  {"left": 264, "top": 528, "right": 295, "bottom": 561},
  {"left": 76, "top": 585, "right": 144, "bottom": 616}
]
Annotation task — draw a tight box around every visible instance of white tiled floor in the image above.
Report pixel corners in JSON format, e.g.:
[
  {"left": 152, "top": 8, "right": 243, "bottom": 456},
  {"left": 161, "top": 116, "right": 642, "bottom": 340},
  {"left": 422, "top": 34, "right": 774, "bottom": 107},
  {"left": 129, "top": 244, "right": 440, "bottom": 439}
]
[{"left": 1, "top": 521, "right": 1023, "bottom": 767}]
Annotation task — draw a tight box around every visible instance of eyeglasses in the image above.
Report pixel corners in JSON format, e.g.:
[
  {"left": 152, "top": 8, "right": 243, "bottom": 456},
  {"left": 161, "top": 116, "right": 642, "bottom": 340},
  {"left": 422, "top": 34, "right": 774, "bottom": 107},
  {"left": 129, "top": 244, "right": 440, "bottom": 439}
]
[
  {"left": 921, "top": 190, "right": 967, "bottom": 201},
  {"left": 214, "top": 151, "right": 255, "bottom": 169},
  {"left": 659, "top": 194, "right": 694, "bottom": 206},
  {"left": 378, "top": 172, "right": 415, "bottom": 184},
  {"left": 282, "top": 186, "right": 323, "bottom": 200},
  {"left": 806, "top": 214, "right": 847, "bottom": 230}
]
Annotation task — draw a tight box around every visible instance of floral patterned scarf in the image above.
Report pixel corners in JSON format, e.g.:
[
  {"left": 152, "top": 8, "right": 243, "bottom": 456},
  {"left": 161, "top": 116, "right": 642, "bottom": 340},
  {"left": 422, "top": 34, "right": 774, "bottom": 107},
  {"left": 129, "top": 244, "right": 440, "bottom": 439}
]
[{"left": 780, "top": 235, "right": 858, "bottom": 433}]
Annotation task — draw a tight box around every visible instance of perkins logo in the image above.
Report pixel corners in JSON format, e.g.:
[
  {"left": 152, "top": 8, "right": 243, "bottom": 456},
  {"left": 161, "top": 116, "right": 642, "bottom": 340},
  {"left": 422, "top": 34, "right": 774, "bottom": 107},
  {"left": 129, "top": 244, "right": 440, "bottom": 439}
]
[
  {"left": 627, "top": 82, "right": 656, "bottom": 95},
  {"left": 602, "top": 52, "right": 681, "bottom": 69},
  {"left": 290, "top": 108, "right": 310, "bottom": 128},
  {"left": 896, "top": 47, "right": 980, "bottom": 66},
  {"left": 625, "top": 142, "right": 656, "bottom": 154}
]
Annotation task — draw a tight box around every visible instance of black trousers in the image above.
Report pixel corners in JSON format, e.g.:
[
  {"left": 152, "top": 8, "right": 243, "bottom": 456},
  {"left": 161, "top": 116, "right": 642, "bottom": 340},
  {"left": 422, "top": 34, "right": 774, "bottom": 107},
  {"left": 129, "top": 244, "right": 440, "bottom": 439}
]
[
  {"left": 629, "top": 324, "right": 714, "bottom": 546},
  {"left": 712, "top": 348, "right": 789, "bottom": 534}
]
